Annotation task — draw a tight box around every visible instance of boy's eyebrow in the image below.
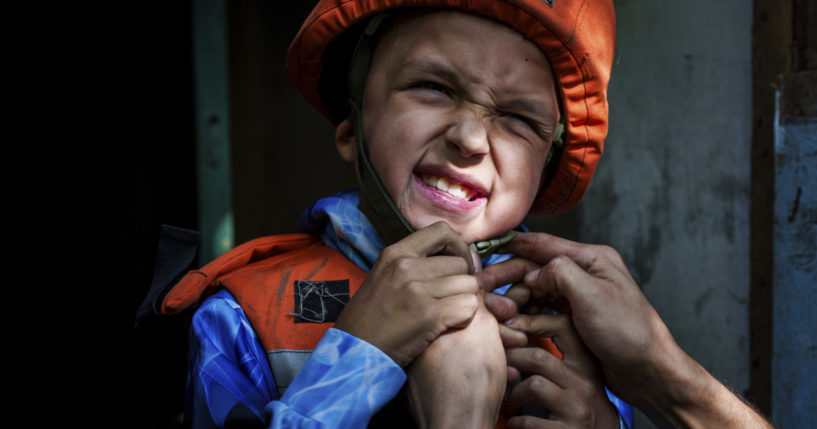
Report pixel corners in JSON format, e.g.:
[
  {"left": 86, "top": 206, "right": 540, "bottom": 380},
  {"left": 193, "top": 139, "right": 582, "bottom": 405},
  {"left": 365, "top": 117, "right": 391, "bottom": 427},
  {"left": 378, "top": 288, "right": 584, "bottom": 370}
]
[
  {"left": 400, "top": 58, "right": 555, "bottom": 120},
  {"left": 498, "top": 98, "right": 550, "bottom": 118},
  {"left": 399, "top": 58, "right": 461, "bottom": 84}
]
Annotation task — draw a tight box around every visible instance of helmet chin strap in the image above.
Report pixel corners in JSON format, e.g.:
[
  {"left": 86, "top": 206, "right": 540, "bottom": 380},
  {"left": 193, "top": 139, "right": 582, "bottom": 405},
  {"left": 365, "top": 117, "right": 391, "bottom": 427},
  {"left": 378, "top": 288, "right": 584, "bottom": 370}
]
[
  {"left": 346, "top": 14, "right": 556, "bottom": 256},
  {"left": 347, "top": 15, "right": 415, "bottom": 245},
  {"left": 348, "top": 98, "right": 415, "bottom": 245}
]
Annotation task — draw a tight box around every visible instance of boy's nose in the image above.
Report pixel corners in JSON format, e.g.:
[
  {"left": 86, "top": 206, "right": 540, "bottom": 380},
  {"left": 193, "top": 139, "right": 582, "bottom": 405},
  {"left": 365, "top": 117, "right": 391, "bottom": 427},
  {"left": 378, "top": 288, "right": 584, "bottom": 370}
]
[{"left": 444, "top": 108, "right": 490, "bottom": 158}]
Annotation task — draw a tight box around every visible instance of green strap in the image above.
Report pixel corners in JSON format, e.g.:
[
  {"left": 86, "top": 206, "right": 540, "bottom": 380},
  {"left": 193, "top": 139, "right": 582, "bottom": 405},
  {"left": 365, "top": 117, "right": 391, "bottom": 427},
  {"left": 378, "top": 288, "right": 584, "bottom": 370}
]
[
  {"left": 546, "top": 121, "right": 565, "bottom": 165},
  {"left": 349, "top": 100, "right": 416, "bottom": 244},
  {"left": 469, "top": 230, "right": 517, "bottom": 256},
  {"left": 347, "top": 14, "right": 415, "bottom": 244}
]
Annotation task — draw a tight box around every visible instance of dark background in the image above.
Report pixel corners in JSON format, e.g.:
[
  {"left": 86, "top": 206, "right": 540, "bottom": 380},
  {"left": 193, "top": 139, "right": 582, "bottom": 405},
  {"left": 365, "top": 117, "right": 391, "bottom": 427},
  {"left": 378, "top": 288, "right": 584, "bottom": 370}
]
[
  {"left": 19, "top": 3, "right": 197, "bottom": 427},
  {"left": 19, "top": 3, "right": 336, "bottom": 427}
]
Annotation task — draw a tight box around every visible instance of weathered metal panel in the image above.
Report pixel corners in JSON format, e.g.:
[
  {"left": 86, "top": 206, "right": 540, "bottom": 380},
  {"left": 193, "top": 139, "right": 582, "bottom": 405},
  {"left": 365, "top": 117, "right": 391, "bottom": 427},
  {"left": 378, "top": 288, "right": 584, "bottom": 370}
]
[{"left": 772, "top": 71, "right": 817, "bottom": 428}]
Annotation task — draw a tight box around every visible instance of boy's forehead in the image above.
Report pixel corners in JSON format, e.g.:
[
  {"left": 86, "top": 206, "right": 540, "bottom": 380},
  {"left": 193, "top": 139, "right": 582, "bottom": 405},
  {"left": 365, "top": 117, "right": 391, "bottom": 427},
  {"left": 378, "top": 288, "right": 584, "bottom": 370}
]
[{"left": 372, "top": 10, "right": 557, "bottom": 110}]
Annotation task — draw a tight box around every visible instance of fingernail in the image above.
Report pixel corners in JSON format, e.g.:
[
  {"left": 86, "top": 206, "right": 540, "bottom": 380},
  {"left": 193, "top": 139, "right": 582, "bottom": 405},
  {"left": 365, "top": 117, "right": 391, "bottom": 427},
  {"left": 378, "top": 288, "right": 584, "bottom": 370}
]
[
  {"left": 524, "top": 269, "right": 539, "bottom": 284},
  {"left": 471, "top": 250, "right": 483, "bottom": 274},
  {"left": 504, "top": 317, "right": 516, "bottom": 326}
]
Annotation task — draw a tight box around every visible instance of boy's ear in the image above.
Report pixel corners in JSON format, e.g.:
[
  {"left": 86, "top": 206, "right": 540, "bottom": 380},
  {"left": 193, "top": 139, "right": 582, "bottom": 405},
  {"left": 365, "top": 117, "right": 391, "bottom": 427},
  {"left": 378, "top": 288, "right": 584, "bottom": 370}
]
[{"left": 334, "top": 119, "right": 357, "bottom": 163}]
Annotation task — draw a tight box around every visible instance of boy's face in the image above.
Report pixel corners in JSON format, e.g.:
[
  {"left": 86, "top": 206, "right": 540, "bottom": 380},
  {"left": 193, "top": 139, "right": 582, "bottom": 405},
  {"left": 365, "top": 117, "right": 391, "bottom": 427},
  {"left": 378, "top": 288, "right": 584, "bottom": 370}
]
[{"left": 337, "top": 11, "right": 560, "bottom": 244}]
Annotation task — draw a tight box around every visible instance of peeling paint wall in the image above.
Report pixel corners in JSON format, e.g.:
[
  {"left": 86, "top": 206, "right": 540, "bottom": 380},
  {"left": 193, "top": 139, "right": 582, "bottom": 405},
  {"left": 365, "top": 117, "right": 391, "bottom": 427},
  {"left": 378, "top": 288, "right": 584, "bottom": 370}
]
[{"left": 575, "top": 2, "right": 752, "bottom": 426}]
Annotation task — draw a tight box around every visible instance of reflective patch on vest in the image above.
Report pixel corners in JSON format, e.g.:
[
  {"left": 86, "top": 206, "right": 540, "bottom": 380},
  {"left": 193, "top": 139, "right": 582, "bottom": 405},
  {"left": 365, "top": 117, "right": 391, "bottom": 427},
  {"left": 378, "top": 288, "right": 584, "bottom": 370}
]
[
  {"left": 267, "top": 349, "right": 311, "bottom": 396},
  {"left": 292, "top": 279, "right": 350, "bottom": 323}
]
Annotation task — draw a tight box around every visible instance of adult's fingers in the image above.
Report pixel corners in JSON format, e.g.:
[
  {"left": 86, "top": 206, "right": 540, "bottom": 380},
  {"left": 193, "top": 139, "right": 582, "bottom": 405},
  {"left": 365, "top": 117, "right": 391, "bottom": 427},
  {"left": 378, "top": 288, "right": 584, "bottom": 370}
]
[
  {"left": 502, "top": 283, "right": 531, "bottom": 309},
  {"left": 489, "top": 282, "right": 566, "bottom": 316},
  {"left": 484, "top": 293, "right": 517, "bottom": 322},
  {"left": 506, "top": 415, "right": 561, "bottom": 429},
  {"left": 389, "top": 221, "right": 475, "bottom": 273},
  {"left": 505, "top": 232, "right": 633, "bottom": 281},
  {"left": 499, "top": 323, "right": 527, "bottom": 348},
  {"left": 506, "top": 347, "right": 568, "bottom": 387},
  {"left": 505, "top": 314, "right": 596, "bottom": 377},
  {"left": 481, "top": 256, "right": 540, "bottom": 292},
  {"left": 505, "top": 372, "right": 568, "bottom": 418},
  {"left": 500, "top": 232, "right": 586, "bottom": 268},
  {"left": 522, "top": 255, "right": 597, "bottom": 306},
  {"left": 506, "top": 365, "right": 521, "bottom": 385}
]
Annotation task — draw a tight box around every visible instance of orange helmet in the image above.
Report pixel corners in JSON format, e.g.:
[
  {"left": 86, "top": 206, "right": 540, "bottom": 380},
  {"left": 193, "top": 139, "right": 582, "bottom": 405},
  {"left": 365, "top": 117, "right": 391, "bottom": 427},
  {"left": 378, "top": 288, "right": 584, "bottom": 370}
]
[{"left": 287, "top": 0, "right": 615, "bottom": 217}]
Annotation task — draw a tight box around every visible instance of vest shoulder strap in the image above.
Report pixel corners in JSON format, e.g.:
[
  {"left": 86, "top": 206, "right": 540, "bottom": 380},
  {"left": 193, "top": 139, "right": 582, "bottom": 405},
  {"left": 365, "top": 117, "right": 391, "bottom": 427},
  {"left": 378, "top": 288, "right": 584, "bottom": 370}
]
[
  {"left": 136, "top": 224, "right": 200, "bottom": 328},
  {"left": 164, "top": 233, "right": 367, "bottom": 351},
  {"left": 161, "top": 233, "right": 323, "bottom": 315}
]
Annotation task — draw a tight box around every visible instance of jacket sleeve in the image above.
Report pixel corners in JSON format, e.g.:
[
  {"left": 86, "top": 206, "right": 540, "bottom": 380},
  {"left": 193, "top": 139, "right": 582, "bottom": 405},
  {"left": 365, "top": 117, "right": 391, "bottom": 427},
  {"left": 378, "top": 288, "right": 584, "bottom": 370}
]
[
  {"left": 186, "top": 291, "right": 406, "bottom": 428},
  {"left": 606, "top": 387, "right": 634, "bottom": 429}
]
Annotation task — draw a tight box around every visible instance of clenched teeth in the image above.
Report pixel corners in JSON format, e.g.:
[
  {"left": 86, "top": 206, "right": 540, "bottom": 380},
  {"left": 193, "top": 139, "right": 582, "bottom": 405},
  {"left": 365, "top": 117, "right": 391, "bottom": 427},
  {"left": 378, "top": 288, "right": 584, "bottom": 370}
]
[{"left": 421, "top": 175, "right": 478, "bottom": 201}]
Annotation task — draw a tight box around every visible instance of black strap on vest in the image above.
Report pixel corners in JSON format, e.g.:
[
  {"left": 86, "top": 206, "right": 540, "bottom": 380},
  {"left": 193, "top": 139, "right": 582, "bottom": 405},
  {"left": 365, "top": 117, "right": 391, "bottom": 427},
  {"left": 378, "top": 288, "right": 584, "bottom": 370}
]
[{"left": 136, "top": 224, "right": 200, "bottom": 328}]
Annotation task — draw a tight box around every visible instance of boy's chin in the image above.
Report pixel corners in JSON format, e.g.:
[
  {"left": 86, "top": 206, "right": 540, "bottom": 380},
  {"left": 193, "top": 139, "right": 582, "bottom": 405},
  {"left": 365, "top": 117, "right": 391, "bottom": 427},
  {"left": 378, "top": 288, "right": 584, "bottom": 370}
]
[{"left": 410, "top": 218, "right": 501, "bottom": 246}]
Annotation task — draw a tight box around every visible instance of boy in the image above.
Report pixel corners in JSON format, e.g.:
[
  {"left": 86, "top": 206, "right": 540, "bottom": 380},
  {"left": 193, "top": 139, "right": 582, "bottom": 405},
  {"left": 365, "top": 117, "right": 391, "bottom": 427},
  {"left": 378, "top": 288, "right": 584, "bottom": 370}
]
[{"left": 149, "top": 0, "right": 631, "bottom": 427}]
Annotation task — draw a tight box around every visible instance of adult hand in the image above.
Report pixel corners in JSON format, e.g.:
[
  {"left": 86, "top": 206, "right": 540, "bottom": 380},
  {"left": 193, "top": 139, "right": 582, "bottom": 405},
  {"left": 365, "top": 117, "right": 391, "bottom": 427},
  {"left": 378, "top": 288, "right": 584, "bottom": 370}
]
[
  {"left": 504, "top": 313, "right": 619, "bottom": 429},
  {"left": 482, "top": 232, "right": 773, "bottom": 428},
  {"left": 482, "top": 232, "right": 674, "bottom": 407},
  {"left": 335, "top": 221, "right": 481, "bottom": 368}
]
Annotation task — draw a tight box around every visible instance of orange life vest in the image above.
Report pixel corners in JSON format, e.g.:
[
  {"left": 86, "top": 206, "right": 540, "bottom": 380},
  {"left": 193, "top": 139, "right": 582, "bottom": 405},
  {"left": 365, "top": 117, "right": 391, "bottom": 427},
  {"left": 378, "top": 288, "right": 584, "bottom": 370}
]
[
  {"left": 163, "top": 233, "right": 367, "bottom": 352},
  {"left": 158, "top": 232, "right": 559, "bottom": 427}
]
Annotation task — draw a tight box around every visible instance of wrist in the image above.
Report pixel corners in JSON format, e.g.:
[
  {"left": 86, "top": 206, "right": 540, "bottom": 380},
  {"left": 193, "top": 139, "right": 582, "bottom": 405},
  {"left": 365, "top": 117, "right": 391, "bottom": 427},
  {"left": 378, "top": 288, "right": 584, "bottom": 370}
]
[
  {"left": 613, "top": 322, "right": 706, "bottom": 426},
  {"left": 643, "top": 345, "right": 712, "bottom": 427},
  {"left": 641, "top": 342, "right": 771, "bottom": 429}
]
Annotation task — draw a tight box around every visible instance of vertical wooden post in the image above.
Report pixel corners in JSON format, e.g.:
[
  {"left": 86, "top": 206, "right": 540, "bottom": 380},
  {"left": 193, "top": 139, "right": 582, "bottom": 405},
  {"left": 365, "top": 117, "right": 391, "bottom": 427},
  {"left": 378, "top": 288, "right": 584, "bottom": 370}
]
[
  {"left": 193, "top": 0, "right": 234, "bottom": 263},
  {"left": 750, "top": 0, "right": 791, "bottom": 414}
]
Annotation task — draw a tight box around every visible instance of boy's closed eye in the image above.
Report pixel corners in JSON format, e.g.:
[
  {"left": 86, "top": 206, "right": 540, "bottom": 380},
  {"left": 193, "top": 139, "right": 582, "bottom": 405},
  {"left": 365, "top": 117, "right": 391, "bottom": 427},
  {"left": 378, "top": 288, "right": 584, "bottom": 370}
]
[
  {"left": 412, "top": 80, "right": 450, "bottom": 94},
  {"left": 498, "top": 111, "right": 540, "bottom": 133},
  {"left": 496, "top": 111, "right": 553, "bottom": 141},
  {"left": 404, "top": 80, "right": 458, "bottom": 107}
]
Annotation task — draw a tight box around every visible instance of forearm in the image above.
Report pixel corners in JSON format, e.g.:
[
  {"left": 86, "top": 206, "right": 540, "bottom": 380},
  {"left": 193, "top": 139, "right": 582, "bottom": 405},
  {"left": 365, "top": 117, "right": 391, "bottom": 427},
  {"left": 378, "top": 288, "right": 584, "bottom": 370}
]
[
  {"left": 189, "top": 294, "right": 406, "bottom": 428},
  {"left": 273, "top": 328, "right": 407, "bottom": 427},
  {"left": 642, "top": 345, "right": 771, "bottom": 429}
]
